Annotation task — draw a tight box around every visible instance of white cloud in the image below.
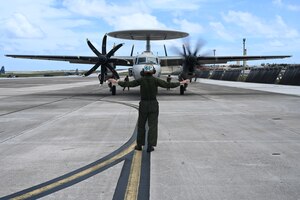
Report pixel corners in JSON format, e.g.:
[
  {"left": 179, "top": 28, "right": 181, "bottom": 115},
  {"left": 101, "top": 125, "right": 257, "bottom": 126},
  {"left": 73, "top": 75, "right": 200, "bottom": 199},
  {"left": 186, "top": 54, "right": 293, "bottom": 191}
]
[
  {"left": 269, "top": 40, "right": 285, "bottom": 47},
  {"left": 275, "top": 15, "right": 299, "bottom": 38},
  {"left": 63, "top": 0, "right": 111, "bottom": 17},
  {"left": 222, "top": 10, "right": 299, "bottom": 39},
  {"left": 287, "top": 4, "right": 300, "bottom": 11},
  {"left": 112, "top": 13, "right": 167, "bottom": 30},
  {"left": 209, "top": 22, "right": 234, "bottom": 41},
  {"left": 173, "top": 19, "right": 204, "bottom": 34},
  {"left": 222, "top": 11, "right": 271, "bottom": 36},
  {"left": 62, "top": 0, "right": 138, "bottom": 21},
  {"left": 60, "top": 0, "right": 206, "bottom": 31},
  {"left": 272, "top": 0, "right": 300, "bottom": 11},
  {"left": 4, "top": 13, "right": 45, "bottom": 39},
  {"left": 145, "top": 0, "right": 201, "bottom": 11},
  {"left": 61, "top": 0, "right": 167, "bottom": 30},
  {"left": 0, "top": 1, "right": 101, "bottom": 54},
  {"left": 272, "top": 0, "right": 283, "bottom": 6},
  {"left": 1, "top": 0, "right": 299, "bottom": 70}
]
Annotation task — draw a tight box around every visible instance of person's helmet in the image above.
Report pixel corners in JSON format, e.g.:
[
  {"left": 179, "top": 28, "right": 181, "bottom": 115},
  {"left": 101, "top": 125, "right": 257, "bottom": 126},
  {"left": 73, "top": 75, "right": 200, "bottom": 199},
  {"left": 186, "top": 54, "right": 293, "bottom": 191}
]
[{"left": 143, "top": 65, "right": 156, "bottom": 74}]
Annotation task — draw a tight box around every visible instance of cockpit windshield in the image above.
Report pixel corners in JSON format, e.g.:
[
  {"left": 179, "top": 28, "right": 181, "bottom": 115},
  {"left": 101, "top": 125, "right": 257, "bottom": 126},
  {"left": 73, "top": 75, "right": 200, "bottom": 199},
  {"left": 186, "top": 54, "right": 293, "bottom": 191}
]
[
  {"left": 136, "top": 57, "right": 158, "bottom": 64},
  {"left": 147, "top": 57, "right": 157, "bottom": 64},
  {"left": 136, "top": 57, "right": 145, "bottom": 64}
]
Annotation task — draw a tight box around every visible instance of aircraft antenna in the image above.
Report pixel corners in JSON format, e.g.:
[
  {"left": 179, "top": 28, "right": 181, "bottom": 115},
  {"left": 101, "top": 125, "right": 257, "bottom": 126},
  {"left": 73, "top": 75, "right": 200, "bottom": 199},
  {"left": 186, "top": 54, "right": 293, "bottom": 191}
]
[
  {"left": 130, "top": 44, "right": 135, "bottom": 56},
  {"left": 164, "top": 45, "right": 168, "bottom": 56},
  {"left": 146, "top": 36, "right": 151, "bottom": 52}
]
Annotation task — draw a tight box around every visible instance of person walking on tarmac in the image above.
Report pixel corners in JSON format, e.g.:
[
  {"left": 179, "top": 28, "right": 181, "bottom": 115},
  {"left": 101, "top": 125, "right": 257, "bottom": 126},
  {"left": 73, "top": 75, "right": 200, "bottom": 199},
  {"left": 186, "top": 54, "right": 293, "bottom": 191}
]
[
  {"left": 108, "top": 65, "right": 189, "bottom": 152},
  {"left": 123, "top": 75, "right": 130, "bottom": 91},
  {"left": 166, "top": 74, "right": 172, "bottom": 90}
]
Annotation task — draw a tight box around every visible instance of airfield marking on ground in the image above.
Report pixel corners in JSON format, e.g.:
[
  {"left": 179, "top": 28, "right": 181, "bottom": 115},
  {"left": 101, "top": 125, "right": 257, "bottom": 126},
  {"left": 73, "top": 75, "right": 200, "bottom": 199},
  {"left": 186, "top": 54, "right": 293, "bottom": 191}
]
[
  {"left": 10, "top": 143, "right": 136, "bottom": 200},
  {"left": 125, "top": 150, "right": 143, "bottom": 200},
  {"left": 1, "top": 100, "right": 145, "bottom": 200}
]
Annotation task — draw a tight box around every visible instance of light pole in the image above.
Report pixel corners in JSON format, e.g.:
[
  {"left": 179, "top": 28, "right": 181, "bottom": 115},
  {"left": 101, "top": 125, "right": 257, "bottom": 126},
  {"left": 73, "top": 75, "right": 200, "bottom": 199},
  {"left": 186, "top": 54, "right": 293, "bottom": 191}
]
[
  {"left": 242, "top": 38, "right": 247, "bottom": 78},
  {"left": 213, "top": 49, "right": 216, "bottom": 68}
]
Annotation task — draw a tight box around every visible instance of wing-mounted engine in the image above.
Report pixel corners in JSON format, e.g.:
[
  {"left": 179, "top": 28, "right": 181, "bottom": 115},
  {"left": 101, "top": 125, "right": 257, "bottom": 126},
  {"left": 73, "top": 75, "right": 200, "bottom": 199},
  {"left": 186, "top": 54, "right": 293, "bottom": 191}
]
[
  {"left": 175, "top": 39, "right": 206, "bottom": 95},
  {"left": 178, "top": 39, "right": 206, "bottom": 81}
]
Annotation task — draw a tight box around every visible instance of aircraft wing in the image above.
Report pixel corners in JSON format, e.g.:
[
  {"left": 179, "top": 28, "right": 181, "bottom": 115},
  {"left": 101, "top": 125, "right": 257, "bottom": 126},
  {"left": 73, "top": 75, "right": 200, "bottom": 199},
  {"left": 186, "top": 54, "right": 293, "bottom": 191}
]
[
  {"left": 6, "top": 54, "right": 291, "bottom": 66},
  {"left": 159, "top": 55, "right": 291, "bottom": 66},
  {"left": 197, "top": 55, "right": 292, "bottom": 64},
  {"left": 5, "top": 55, "right": 134, "bottom": 66}
]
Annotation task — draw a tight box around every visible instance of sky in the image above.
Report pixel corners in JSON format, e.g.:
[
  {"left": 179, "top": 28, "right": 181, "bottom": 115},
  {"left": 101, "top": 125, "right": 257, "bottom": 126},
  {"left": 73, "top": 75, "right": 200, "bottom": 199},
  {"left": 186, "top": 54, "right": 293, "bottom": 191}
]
[{"left": 0, "top": 0, "right": 300, "bottom": 71}]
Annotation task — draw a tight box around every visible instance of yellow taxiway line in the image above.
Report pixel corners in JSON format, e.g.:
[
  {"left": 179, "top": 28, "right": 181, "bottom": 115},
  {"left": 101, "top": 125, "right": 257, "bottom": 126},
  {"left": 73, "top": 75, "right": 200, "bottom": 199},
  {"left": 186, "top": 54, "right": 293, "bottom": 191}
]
[
  {"left": 125, "top": 150, "right": 143, "bottom": 200},
  {"left": 11, "top": 143, "right": 136, "bottom": 200}
]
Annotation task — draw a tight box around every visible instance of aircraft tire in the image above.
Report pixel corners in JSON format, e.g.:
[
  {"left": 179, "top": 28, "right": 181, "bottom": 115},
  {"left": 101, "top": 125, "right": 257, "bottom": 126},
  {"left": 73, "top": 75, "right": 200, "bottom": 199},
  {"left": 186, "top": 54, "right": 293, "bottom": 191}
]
[
  {"left": 180, "top": 85, "right": 184, "bottom": 95},
  {"left": 112, "top": 85, "right": 116, "bottom": 95}
]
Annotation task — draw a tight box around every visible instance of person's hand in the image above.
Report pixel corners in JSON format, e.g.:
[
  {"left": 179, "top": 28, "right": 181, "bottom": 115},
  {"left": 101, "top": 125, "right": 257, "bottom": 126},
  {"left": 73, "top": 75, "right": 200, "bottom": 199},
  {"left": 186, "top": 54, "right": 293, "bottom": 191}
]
[
  {"left": 108, "top": 78, "right": 118, "bottom": 84},
  {"left": 180, "top": 79, "right": 190, "bottom": 85}
]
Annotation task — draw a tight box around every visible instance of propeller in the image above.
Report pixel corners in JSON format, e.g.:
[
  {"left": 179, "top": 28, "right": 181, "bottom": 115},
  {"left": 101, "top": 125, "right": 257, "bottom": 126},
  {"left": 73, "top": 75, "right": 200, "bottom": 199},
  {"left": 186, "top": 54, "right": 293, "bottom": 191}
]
[
  {"left": 174, "top": 38, "right": 206, "bottom": 80},
  {"left": 84, "top": 34, "right": 123, "bottom": 84}
]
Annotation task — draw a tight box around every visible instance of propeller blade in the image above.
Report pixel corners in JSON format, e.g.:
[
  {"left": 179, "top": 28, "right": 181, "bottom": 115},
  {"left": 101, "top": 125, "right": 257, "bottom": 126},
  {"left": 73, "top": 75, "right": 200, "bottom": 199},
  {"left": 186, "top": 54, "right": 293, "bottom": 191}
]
[
  {"left": 99, "top": 65, "right": 106, "bottom": 84},
  {"left": 164, "top": 44, "right": 168, "bottom": 56},
  {"left": 186, "top": 44, "right": 192, "bottom": 55},
  {"left": 85, "top": 34, "right": 123, "bottom": 80},
  {"left": 183, "top": 37, "right": 192, "bottom": 55},
  {"left": 107, "top": 43, "right": 123, "bottom": 58},
  {"left": 130, "top": 44, "right": 134, "bottom": 56},
  {"left": 182, "top": 44, "right": 187, "bottom": 57},
  {"left": 87, "top": 39, "right": 102, "bottom": 57},
  {"left": 193, "top": 44, "right": 201, "bottom": 56},
  {"left": 102, "top": 34, "right": 107, "bottom": 55},
  {"left": 84, "top": 61, "right": 101, "bottom": 76},
  {"left": 193, "top": 40, "right": 205, "bottom": 56},
  {"left": 104, "top": 63, "right": 120, "bottom": 79}
]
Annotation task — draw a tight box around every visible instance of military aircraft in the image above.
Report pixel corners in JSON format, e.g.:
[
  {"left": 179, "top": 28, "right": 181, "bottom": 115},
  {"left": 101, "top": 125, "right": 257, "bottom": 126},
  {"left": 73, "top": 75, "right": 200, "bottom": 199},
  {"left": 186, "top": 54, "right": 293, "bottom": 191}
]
[{"left": 6, "top": 29, "right": 291, "bottom": 95}]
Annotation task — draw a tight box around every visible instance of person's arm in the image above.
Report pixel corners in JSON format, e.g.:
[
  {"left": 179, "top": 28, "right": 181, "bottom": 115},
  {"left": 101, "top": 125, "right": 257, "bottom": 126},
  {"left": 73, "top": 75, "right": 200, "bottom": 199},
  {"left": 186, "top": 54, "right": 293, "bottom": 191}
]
[
  {"left": 180, "top": 79, "right": 190, "bottom": 85},
  {"left": 156, "top": 78, "right": 189, "bottom": 88},
  {"left": 108, "top": 78, "right": 140, "bottom": 87}
]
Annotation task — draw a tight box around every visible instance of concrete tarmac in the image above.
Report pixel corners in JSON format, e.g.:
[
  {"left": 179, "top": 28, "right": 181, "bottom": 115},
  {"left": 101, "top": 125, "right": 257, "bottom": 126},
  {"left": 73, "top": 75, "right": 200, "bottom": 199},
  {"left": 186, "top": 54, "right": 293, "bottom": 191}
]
[{"left": 0, "top": 76, "right": 299, "bottom": 200}]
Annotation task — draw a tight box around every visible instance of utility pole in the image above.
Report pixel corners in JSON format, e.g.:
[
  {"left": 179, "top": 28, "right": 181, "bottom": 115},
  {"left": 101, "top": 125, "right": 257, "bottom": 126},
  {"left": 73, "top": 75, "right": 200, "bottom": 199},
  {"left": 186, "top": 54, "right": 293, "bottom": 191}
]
[
  {"left": 243, "top": 38, "right": 247, "bottom": 67},
  {"left": 242, "top": 38, "right": 247, "bottom": 78},
  {"left": 213, "top": 49, "right": 216, "bottom": 69}
]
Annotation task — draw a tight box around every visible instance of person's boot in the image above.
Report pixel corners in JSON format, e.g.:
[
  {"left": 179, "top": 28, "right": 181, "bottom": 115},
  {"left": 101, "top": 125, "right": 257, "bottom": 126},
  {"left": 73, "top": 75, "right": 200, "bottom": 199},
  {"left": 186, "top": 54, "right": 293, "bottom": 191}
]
[
  {"left": 135, "top": 145, "right": 142, "bottom": 151},
  {"left": 147, "top": 145, "right": 154, "bottom": 153}
]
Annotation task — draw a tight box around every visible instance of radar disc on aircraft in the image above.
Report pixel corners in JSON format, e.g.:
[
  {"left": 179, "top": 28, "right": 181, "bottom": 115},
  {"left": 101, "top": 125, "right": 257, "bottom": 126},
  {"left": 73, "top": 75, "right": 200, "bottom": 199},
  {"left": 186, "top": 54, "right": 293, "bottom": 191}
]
[{"left": 107, "top": 29, "right": 189, "bottom": 40}]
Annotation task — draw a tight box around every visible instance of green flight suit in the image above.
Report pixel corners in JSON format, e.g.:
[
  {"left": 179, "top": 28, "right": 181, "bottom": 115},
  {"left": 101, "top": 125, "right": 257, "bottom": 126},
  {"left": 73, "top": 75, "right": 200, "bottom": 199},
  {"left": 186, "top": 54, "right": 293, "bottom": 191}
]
[{"left": 118, "top": 75, "right": 180, "bottom": 147}]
